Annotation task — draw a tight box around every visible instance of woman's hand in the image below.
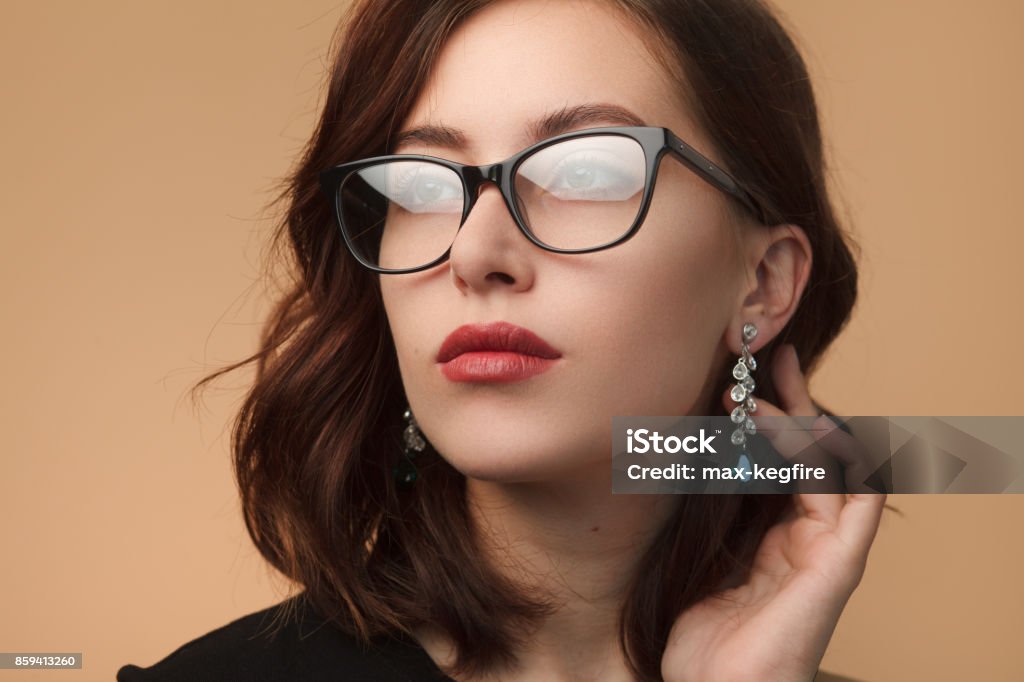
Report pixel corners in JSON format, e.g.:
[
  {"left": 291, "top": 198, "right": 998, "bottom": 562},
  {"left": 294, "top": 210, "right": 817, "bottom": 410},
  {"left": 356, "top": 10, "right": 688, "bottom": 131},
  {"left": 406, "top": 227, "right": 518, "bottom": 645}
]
[{"left": 661, "top": 344, "right": 886, "bottom": 682}]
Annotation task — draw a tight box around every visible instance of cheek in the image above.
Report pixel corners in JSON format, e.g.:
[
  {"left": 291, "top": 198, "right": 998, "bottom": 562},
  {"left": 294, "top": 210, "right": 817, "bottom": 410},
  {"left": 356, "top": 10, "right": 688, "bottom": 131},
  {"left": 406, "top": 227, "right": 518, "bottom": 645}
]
[
  {"left": 579, "top": 214, "right": 737, "bottom": 415},
  {"left": 380, "top": 278, "right": 431, "bottom": 387}
]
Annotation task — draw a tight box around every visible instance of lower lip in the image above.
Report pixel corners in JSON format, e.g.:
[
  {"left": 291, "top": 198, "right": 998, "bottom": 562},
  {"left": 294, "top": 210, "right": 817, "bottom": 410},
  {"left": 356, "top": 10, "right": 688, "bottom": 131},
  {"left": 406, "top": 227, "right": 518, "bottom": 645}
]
[{"left": 439, "top": 352, "right": 560, "bottom": 383}]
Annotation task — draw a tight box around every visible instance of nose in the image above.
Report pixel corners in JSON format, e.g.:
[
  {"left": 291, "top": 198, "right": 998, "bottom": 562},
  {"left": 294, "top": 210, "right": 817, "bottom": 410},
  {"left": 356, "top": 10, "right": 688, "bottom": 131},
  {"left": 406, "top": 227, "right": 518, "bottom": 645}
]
[{"left": 447, "top": 178, "right": 536, "bottom": 295}]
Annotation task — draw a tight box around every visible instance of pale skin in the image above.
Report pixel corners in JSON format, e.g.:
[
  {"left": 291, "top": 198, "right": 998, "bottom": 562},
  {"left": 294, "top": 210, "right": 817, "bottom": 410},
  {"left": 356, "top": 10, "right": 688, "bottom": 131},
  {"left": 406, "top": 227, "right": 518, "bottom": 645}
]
[{"left": 377, "top": 1, "right": 886, "bottom": 680}]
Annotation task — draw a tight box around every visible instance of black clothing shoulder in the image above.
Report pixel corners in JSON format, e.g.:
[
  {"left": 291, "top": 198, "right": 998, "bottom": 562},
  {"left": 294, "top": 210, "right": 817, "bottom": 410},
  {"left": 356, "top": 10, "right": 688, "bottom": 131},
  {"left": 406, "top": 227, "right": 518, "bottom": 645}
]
[
  {"left": 116, "top": 593, "right": 454, "bottom": 681},
  {"left": 118, "top": 593, "right": 867, "bottom": 681}
]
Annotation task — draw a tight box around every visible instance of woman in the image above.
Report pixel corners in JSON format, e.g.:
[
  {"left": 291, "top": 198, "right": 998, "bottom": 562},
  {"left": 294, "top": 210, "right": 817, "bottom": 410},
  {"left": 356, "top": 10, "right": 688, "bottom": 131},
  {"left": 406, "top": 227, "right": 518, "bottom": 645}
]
[{"left": 119, "top": 0, "right": 887, "bottom": 680}]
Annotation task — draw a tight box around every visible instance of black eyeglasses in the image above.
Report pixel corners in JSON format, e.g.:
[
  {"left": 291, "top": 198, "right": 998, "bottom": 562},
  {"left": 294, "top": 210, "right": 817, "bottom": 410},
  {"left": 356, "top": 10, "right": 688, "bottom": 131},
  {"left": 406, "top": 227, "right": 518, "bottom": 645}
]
[{"left": 318, "top": 126, "right": 767, "bottom": 274}]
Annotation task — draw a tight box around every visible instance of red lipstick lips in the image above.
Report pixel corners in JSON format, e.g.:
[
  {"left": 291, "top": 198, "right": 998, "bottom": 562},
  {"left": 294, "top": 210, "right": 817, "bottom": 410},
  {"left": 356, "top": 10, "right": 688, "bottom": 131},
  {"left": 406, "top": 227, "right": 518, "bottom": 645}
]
[{"left": 437, "top": 321, "right": 562, "bottom": 383}]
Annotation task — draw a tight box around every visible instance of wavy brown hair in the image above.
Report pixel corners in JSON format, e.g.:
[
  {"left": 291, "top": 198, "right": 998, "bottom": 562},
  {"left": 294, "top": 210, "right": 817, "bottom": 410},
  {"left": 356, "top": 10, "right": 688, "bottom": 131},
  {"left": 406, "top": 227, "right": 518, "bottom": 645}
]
[{"left": 193, "top": 1, "right": 866, "bottom": 679}]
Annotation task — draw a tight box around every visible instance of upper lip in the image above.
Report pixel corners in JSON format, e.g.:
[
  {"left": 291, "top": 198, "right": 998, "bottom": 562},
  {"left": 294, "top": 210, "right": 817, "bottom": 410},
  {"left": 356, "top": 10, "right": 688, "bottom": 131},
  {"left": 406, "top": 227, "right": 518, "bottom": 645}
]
[{"left": 436, "top": 321, "right": 562, "bottom": 363}]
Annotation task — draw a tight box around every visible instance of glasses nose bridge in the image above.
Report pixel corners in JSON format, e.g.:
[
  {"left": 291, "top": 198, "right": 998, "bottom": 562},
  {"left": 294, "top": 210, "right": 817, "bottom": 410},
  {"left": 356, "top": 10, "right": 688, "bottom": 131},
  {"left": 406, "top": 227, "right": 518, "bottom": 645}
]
[
  {"left": 464, "top": 161, "right": 507, "bottom": 205},
  {"left": 456, "top": 160, "right": 526, "bottom": 251}
]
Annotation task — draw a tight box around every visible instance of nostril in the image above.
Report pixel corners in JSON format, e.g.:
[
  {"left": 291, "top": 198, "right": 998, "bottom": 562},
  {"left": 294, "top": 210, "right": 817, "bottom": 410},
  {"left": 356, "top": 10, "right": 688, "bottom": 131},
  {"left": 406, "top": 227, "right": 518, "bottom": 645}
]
[{"left": 487, "top": 272, "right": 515, "bottom": 284}]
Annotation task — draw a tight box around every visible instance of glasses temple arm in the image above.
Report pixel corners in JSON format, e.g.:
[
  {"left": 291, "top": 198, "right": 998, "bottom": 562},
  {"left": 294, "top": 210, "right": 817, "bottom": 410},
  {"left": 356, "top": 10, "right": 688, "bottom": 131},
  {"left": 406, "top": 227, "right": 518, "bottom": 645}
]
[{"left": 665, "top": 131, "right": 769, "bottom": 224}]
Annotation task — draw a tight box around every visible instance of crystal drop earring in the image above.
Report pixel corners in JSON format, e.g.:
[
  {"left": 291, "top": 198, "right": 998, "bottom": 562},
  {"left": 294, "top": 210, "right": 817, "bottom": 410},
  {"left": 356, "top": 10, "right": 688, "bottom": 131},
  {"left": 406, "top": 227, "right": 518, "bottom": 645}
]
[
  {"left": 729, "top": 323, "right": 758, "bottom": 482},
  {"left": 394, "top": 406, "right": 425, "bottom": 488}
]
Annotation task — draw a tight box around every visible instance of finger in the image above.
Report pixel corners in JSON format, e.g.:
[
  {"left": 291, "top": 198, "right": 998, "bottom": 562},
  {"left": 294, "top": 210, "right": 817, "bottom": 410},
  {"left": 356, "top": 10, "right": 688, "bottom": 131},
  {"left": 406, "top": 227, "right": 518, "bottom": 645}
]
[
  {"left": 811, "top": 416, "right": 880, "bottom": 494},
  {"left": 837, "top": 491, "right": 887, "bottom": 559},
  {"left": 772, "top": 344, "right": 818, "bottom": 417},
  {"left": 798, "top": 494, "right": 845, "bottom": 526},
  {"left": 811, "top": 415, "right": 860, "bottom": 468},
  {"left": 768, "top": 346, "right": 849, "bottom": 521}
]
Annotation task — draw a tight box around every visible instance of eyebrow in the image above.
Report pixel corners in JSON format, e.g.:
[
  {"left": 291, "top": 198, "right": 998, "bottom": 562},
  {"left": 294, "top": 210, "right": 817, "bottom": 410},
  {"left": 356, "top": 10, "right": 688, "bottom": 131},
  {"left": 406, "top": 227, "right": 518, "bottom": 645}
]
[{"left": 391, "top": 102, "right": 649, "bottom": 153}]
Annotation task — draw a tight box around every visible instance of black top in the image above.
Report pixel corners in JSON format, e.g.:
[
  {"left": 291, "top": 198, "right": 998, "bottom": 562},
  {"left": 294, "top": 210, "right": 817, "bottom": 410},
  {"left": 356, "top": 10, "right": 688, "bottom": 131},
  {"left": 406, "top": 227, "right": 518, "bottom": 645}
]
[
  {"left": 118, "top": 593, "right": 864, "bottom": 681},
  {"left": 116, "top": 593, "right": 454, "bottom": 681}
]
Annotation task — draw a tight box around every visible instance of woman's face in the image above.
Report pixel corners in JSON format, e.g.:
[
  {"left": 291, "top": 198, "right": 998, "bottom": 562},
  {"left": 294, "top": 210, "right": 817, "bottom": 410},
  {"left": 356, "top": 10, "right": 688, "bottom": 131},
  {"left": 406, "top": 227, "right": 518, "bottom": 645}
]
[{"left": 380, "top": 0, "right": 749, "bottom": 482}]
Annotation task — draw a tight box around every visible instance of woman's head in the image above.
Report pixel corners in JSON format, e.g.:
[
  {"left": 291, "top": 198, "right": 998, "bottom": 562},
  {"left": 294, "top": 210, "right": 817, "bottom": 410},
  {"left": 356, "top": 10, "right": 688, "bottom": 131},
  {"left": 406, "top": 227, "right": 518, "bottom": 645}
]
[
  {"left": 377, "top": 0, "right": 814, "bottom": 483},
  {"left": 197, "top": 0, "right": 859, "bottom": 679}
]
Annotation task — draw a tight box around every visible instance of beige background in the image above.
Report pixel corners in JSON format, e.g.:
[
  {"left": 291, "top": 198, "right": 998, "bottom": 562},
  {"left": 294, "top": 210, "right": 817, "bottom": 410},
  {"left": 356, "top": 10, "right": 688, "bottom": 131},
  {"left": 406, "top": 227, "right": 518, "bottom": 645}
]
[{"left": 1, "top": 1, "right": 1022, "bottom": 680}]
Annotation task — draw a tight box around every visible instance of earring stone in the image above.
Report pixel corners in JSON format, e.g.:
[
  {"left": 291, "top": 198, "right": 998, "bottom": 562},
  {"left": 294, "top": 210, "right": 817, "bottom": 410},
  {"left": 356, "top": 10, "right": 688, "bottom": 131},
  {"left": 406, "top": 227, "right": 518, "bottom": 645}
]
[
  {"left": 730, "top": 323, "right": 758, "bottom": 481},
  {"left": 394, "top": 407, "right": 425, "bottom": 487}
]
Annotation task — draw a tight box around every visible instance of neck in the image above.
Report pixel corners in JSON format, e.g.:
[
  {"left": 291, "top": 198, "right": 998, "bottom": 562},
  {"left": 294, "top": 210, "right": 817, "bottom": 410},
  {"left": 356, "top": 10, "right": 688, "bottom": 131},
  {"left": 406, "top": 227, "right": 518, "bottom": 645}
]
[{"left": 418, "top": 462, "right": 681, "bottom": 682}]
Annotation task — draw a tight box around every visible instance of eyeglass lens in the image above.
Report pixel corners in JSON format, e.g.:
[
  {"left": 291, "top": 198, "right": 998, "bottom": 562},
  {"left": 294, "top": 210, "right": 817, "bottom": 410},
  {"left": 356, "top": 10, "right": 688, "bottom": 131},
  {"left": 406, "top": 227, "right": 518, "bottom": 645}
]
[{"left": 337, "top": 134, "right": 647, "bottom": 271}]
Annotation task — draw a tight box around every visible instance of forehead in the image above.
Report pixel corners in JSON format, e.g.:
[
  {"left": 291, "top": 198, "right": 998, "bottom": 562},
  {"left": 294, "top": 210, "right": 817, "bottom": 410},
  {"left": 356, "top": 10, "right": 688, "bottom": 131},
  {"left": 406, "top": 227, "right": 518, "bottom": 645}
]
[{"left": 398, "top": 0, "right": 705, "bottom": 159}]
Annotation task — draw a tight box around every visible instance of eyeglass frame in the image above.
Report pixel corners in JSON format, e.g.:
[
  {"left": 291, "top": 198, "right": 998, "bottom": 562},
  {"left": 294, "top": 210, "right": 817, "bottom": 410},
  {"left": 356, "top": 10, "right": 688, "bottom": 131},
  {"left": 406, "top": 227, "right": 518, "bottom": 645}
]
[{"left": 318, "top": 125, "right": 768, "bottom": 274}]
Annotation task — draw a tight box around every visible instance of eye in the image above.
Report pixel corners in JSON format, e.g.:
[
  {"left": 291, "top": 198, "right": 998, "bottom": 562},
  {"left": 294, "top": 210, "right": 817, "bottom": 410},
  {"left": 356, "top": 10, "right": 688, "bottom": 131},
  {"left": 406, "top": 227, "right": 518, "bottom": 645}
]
[
  {"left": 518, "top": 141, "right": 646, "bottom": 202},
  {"left": 388, "top": 164, "right": 463, "bottom": 213},
  {"left": 561, "top": 155, "right": 605, "bottom": 190}
]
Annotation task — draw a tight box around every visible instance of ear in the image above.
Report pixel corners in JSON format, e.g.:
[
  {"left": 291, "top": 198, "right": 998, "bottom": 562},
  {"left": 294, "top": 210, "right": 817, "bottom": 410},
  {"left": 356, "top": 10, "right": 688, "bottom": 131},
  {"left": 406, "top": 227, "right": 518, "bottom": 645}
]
[{"left": 724, "top": 223, "right": 813, "bottom": 355}]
